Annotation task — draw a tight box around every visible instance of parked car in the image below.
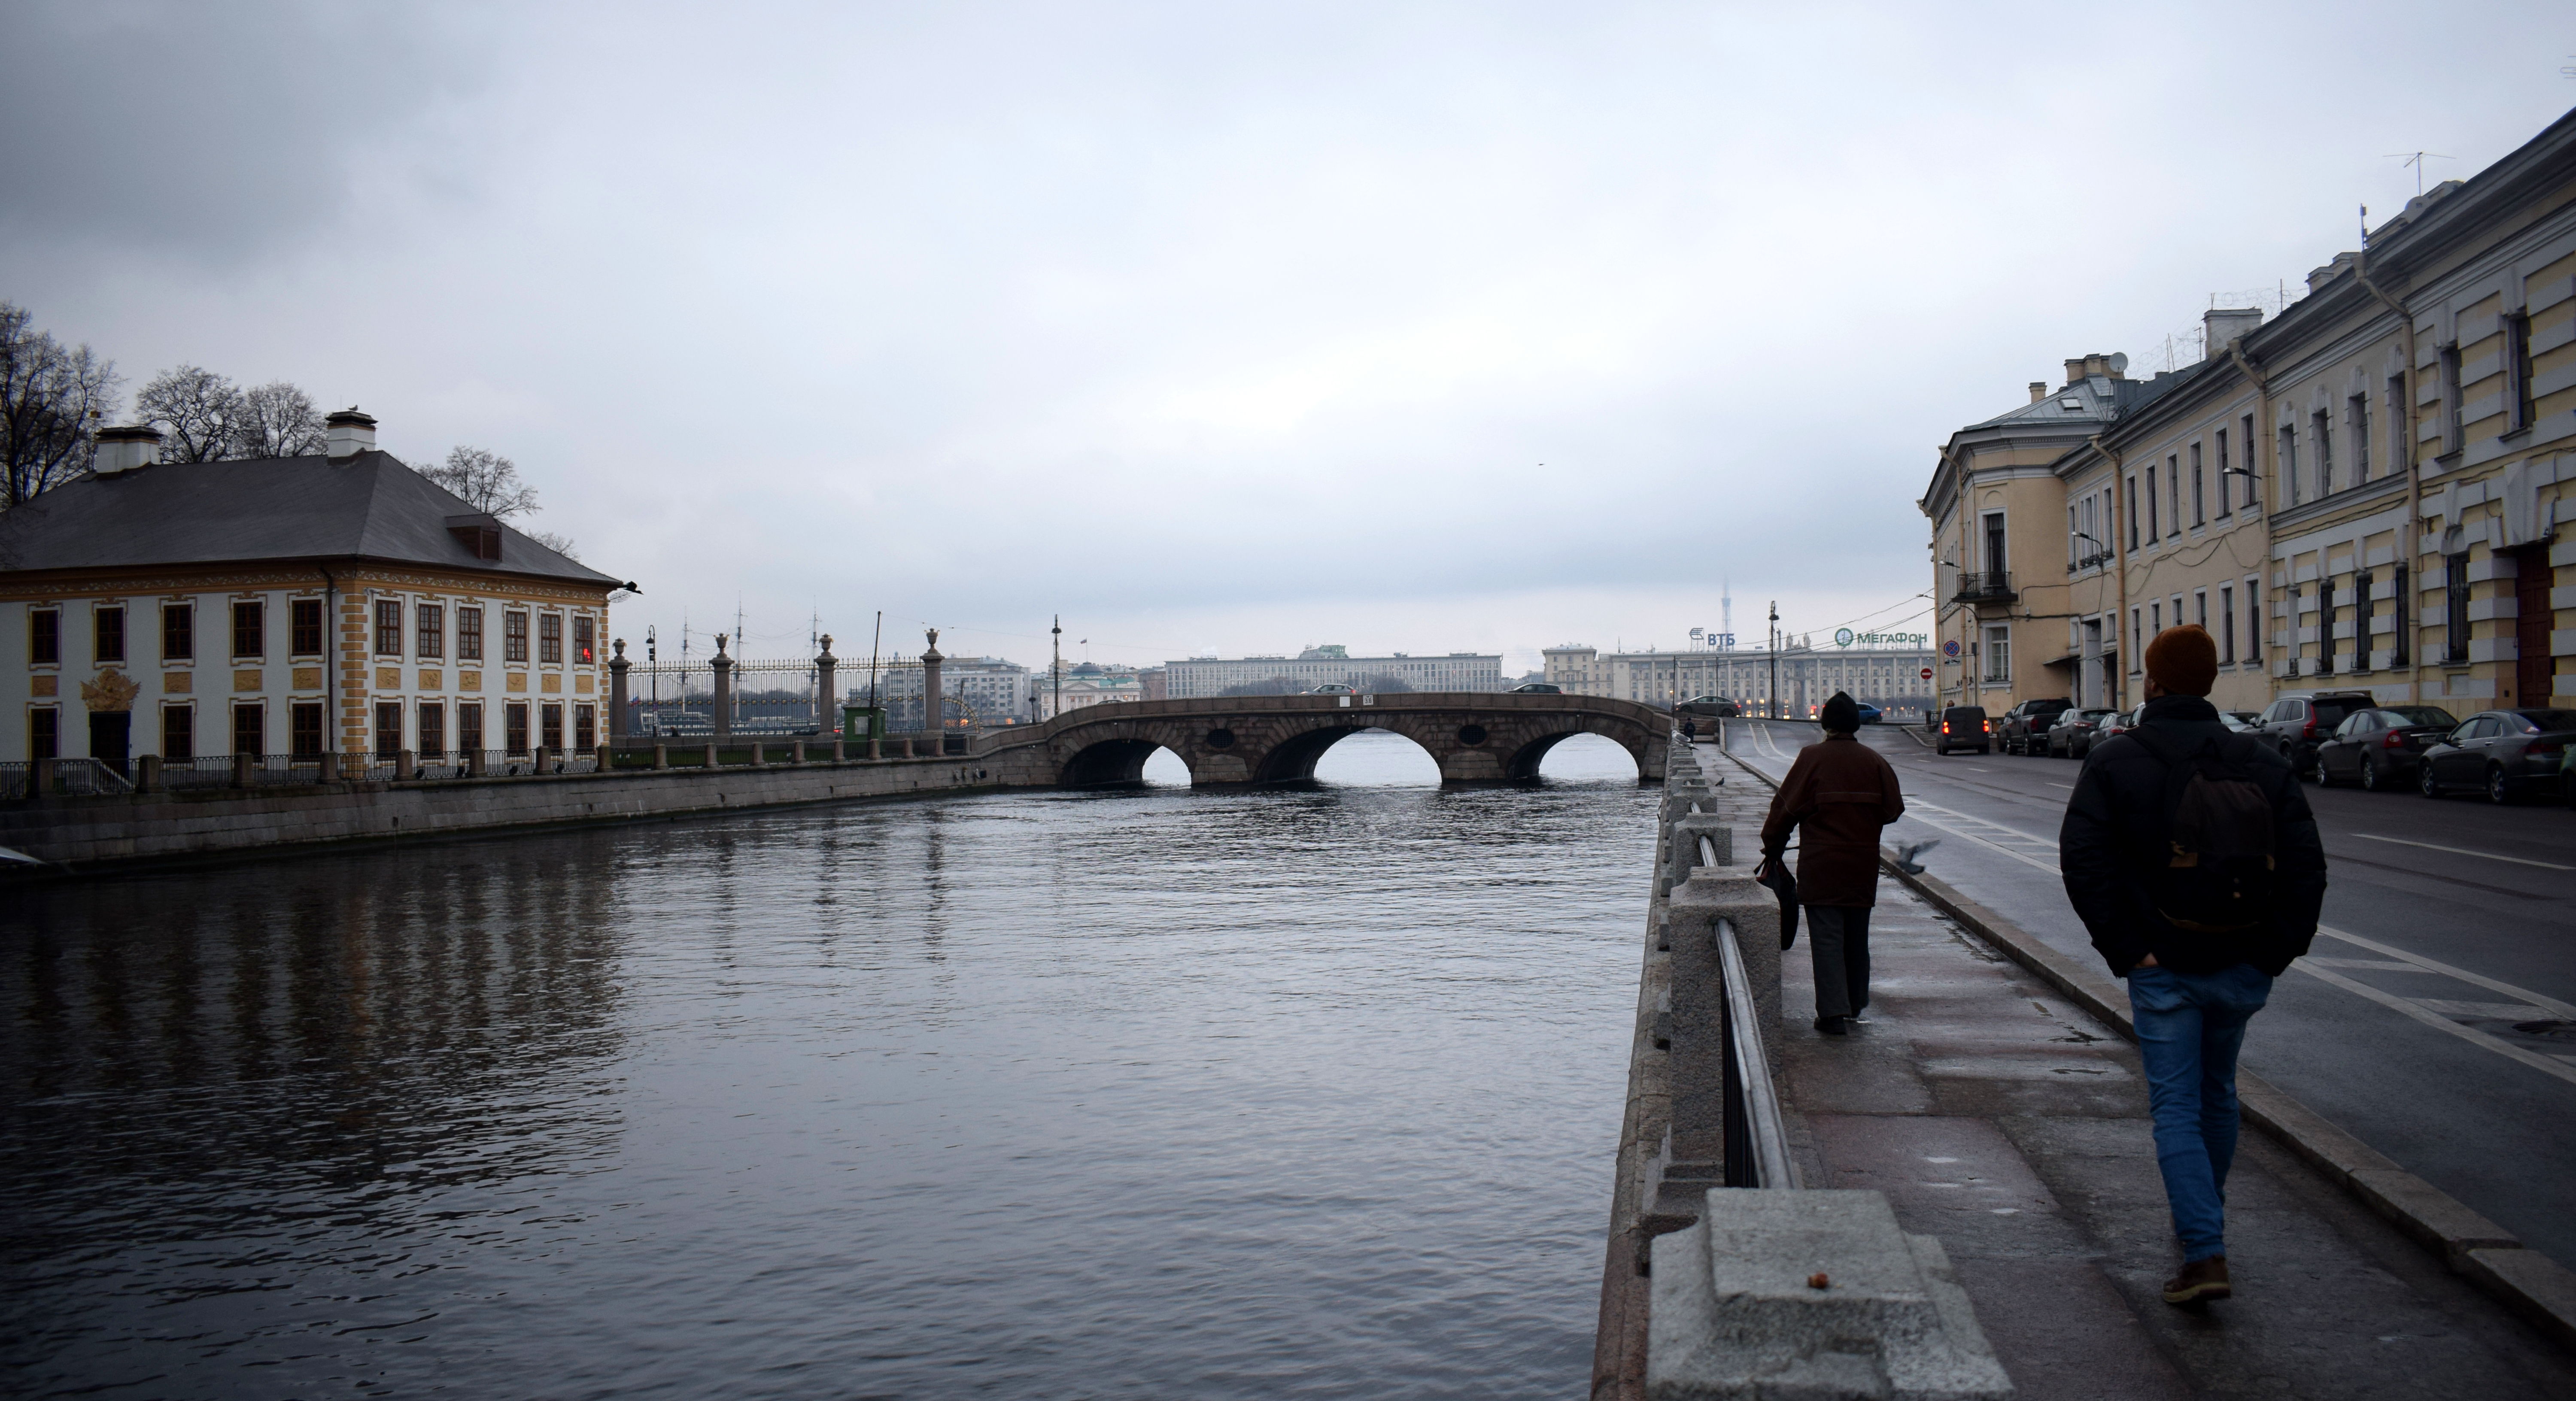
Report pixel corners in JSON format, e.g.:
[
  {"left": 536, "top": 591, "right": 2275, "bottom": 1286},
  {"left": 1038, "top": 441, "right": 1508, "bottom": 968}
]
[
  {"left": 2093, "top": 705, "right": 2145, "bottom": 744},
  {"left": 1509, "top": 682, "right": 1562, "bottom": 694},
  {"left": 2218, "top": 711, "right": 2259, "bottom": 734},
  {"left": 1997, "top": 698, "right": 2073, "bottom": 755},
  {"left": 2251, "top": 690, "right": 2375, "bottom": 777},
  {"left": 1307, "top": 683, "right": 1358, "bottom": 694},
  {"left": 1935, "top": 705, "right": 1991, "bottom": 755},
  {"left": 1674, "top": 695, "right": 1739, "bottom": 718},
  {"left": 2045, "top": 707, "right": 2118, "bottom": 758},
  {"left": 1853, "top": 701, "right": 1883, "bottom": 725},
  {"left": 2416, "top": 708, "right": 2576, "bottom": 803},
  {"left": 2313, "top": 705, "right": 2459, "bottom": 791}
]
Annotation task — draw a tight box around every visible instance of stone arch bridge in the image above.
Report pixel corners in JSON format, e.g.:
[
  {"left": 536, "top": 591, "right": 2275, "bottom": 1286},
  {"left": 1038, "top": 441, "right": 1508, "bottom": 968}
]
[{"left": 975, "top": 692, "right": 1670, "bottom": 788}]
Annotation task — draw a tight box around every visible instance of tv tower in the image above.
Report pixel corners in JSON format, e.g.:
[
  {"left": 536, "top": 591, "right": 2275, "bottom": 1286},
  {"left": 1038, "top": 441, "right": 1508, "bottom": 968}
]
[{"left": 1722, "top": 578, "right": 1733, "bottom": 650}]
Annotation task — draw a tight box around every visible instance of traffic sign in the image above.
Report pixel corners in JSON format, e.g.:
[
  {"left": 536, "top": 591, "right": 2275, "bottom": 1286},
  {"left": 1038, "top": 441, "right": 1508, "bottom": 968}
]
[{"left": 1920, "top": 667, "right": 1933, "bottom": 680}]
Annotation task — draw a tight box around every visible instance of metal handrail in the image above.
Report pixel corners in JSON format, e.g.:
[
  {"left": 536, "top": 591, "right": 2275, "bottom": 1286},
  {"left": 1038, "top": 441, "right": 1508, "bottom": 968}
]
[{"left": 1716, "top": 916, "right": 1798, "bottom": 1189}]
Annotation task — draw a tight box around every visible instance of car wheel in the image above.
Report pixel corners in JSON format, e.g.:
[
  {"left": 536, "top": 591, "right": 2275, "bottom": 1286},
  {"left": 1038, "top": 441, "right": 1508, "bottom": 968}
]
[
  {"left": 2317, "top": 758, "right": 2341, "bottom": 788},
  {"left": 2419, "top": 762, "right": 2442, "bottom": 798},
  {"left": 2485, "top": 765, "right": 2512, "bottom": 805},
  {"left": 2359, "top": 756, "right": 2384, "bottom": 792}
]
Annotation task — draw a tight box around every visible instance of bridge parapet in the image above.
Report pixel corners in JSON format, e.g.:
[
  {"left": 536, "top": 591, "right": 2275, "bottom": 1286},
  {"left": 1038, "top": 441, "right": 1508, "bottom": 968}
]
[{"left": 972, "top": 691, "right": 1670, "bottom": 788}]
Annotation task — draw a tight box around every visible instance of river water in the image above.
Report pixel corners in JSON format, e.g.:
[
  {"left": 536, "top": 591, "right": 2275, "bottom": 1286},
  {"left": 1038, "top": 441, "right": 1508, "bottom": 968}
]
[{"left": 1, "top": 732, "right": 1653, "bottom": 1399}]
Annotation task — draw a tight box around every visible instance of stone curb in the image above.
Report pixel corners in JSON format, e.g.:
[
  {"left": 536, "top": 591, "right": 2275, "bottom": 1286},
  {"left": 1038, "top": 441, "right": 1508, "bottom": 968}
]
[{"left": 1712, "top": 743, "right": 2576, "bottom": 1356}]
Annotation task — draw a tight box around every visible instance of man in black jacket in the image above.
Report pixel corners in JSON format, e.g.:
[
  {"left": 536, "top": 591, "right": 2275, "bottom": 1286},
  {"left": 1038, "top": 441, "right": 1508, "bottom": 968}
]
[{"left": 2060, "top": 625, "right": 2326, "bottom": 1307}]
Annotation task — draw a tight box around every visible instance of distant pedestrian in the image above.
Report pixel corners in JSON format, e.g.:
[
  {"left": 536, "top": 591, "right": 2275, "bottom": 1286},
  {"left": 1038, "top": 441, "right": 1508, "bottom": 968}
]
[
  {"left": 2060, "top": 625, "right": 2326, "bottom": 1308},
  {"left": 1758, "top": 691, "right": 1904, "bottom": 1036},
  {"left": 1680, "top": 717, "right": 1698, "bottom": 741}
]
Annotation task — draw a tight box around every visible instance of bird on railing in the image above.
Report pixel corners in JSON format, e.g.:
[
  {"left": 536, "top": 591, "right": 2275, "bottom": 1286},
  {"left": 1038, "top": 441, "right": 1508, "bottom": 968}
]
[{"left": 1892, "top": 839, "right": 1940, "bottom": 875}]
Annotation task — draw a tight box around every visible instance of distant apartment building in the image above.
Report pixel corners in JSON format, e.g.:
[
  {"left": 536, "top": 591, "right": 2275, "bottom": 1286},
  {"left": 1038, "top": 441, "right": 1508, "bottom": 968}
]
[
  {"left": 1163, "top": 645, "right": 1504, "bottom": 698},
  {"left": 1544, "top": 641, "right": 1936, "bottom": 716},
  {"left": 1925, "top": 106, "right": 2576, "bottom": 718},
  {"left": 855, "top": 654, "right": 1032, "bottom": 728},
  {"left": 1034, "top": 662, "right": 1146, "bottom": 719}
]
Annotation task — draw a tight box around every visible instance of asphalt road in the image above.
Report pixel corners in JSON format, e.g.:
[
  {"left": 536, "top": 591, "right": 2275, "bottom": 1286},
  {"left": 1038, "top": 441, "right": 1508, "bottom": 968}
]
[{"left": 1719, "top": 716, "right": 2576, "bottom": 1269}]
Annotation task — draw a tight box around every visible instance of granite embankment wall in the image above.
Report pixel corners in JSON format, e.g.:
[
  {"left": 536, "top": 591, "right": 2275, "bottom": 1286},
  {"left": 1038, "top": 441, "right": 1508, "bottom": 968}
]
[{"left": 2, "top": 755, "right": 999, "bottom": 868}]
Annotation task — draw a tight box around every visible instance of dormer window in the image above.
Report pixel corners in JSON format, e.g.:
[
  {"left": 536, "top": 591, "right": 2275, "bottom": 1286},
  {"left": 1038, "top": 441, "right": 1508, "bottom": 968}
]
[
  {"left": 2060, "top": 397, "right": 2082, "bottom": 410},
  {"left": 446, "top": 513, "right": 503, "bottom": 561}
]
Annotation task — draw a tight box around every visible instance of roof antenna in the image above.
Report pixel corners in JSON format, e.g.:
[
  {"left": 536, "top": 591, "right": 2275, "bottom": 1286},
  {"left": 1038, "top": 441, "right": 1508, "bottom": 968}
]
[{"left": 2382, "top": 151, "right": 2453, "bottom": 197}]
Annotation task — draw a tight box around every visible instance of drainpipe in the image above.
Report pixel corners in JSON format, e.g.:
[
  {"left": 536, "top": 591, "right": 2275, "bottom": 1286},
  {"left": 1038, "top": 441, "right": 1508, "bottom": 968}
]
[
  {"left": 2089, "top": 435, "right": 2127, "bottom": 706},
  {"left": 2354, "top": 250, "right": 2421, "bottom": 697}
]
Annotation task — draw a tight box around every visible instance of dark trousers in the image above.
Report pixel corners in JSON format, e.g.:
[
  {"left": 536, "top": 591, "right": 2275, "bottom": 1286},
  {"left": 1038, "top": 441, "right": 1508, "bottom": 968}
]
[{"left": 1807, "top": 905, "right": 1872, "bottom": 1019}]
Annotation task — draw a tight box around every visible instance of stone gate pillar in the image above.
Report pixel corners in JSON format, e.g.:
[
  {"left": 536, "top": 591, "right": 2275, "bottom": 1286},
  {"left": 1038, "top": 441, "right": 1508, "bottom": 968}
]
[
  {"left": 711, "top": 633, "right": 733, "bottom": 739},
  {"left": 920, "top": 628, "right": 944, "bottom": 745},
  {"left": 608, "top": 638, "right": 631, "bottom": 739},
  {"left": 815, "top": 634, "right": 837, "bottom": 737}
]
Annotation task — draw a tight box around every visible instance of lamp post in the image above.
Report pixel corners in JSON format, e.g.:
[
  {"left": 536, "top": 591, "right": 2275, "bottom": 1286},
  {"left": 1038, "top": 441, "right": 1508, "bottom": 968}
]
[
  {"left": 1768, "top": 600, "right": 1780, "bottom": 719},
  {"left": 1051, "top": 616, "right": 1062, "bottom": 722}
]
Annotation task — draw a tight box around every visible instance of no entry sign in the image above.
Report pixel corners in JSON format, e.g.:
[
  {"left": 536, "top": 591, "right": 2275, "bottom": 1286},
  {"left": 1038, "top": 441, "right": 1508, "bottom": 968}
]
[{"left": 1920, "top": 668, "right": 1933, "bottom": 680}]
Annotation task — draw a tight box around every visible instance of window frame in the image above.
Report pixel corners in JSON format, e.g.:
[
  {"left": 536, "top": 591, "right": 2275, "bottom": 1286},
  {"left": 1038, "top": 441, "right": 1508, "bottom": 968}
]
[
  {"left": 2220, "top": 586, "right": 2236, "bottom": 665},
  {"left": 459, "top": 606, "right": 484, "bottom": 662},
  {"left": 161, "top": 703, "right": 194, "bottom": 761},
  {"left": 539, "top": 613, "right": 563, "bottom": 665},
  {"left": 374, "top": 598, "right": 404, "bottom": 658},
  {"left": 233, "top": 701, "right": 266, "bottom": 758},
  {"left": 30, "top": 609, "right": 60, "bottom": 666},
  {"left": 30, "top": 706, "right": 61, "bottom": 760},
  {"left": 416, "top": 602, "right": 445, "bottom": 660},
  {"left": 292, "top": 702, "right": 325, "bottom": 759},
  {"left": 504, "top": 611, "right": 529, "bottom": 664},
  {"left": 573, "top": 616, "right": 595, "bottom": 666},
  {"left": 2443, "top": 553, "right": 2472, "bottom": 663},
  {"left": 94, "top": 604, "right": 125, "bottom": 664},
  {"left": 374, "top": 701, "right": 404, "bottom": 758},
  {"left": 162, "top": 603, "right": 194, "bottom": 662},
  {"left": 2190, "top": 443, "right": 2205, "bottom": 526},
  {"left": 233, "top": 601, "right": 265, "bottom": 660},
  {"left": 291, "top": 598, "right": 324, "bottom": 656}
]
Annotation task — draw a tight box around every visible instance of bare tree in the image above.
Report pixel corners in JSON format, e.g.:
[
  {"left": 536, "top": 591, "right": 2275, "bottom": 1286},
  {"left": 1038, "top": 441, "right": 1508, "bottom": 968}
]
[
  {"left": 136, "top": 364, "right": 247, "bottom": 463},
  {"left": 231, "top": 381, "right": 326, "bottom": 458},
  {"left": 421, "top": 445, "right": 541, "bottom": 518},
  {"left": 0, "top": 301, "right": 121, "bottom": 510}
]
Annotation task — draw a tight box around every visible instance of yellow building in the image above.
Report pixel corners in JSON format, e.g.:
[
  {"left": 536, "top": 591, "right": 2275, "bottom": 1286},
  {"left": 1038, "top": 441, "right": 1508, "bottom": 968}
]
[{"left": 2, "top": 411, "right": 629, "bottom": 778}]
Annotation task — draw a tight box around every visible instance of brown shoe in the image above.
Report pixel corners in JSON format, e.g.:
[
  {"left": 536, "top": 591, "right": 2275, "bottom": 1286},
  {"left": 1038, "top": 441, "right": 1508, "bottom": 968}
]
[{"left": 2162, "top": 1256, "right": 2231, "bottom": 1306}]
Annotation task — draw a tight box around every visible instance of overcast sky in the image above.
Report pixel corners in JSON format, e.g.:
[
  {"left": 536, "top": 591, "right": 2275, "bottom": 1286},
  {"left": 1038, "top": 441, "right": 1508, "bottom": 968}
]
[{"left": 6, "top": 2, "right": 2572, "bottom": 673}]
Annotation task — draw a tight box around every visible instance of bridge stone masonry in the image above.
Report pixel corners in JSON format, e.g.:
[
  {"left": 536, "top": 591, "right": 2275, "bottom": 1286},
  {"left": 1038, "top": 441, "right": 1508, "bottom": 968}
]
[{"left": 971, "top": 691, "right": 1672, "bottom": 787}]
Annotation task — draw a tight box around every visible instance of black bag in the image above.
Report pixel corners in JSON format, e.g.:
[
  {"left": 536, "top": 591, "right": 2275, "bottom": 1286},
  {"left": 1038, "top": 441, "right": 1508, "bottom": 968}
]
[
  {"left": 2128, "top": 727, "right": 2277, "bottom": 936},
  {"left": 1756, "top": 852, "right": 1800, "bottom": 949}
]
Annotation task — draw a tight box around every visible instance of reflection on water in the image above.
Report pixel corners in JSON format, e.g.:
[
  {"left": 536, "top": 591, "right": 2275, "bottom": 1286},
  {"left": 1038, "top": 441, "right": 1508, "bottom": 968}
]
[{"left": 2, "top": 731, "right": 1650, "bottom": 1399}]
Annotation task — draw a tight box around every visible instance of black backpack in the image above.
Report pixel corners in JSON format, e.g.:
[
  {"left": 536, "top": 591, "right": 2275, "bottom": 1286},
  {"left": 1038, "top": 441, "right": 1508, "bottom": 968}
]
[{"left": 2126, "top": 727, "right": 2277, "bottom": 935}]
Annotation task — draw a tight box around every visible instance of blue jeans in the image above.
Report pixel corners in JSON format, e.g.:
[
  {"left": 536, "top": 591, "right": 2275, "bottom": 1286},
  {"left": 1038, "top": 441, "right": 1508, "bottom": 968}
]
[{"left": 2127, "top": 962, "right": 2273, "bottom": 1262}]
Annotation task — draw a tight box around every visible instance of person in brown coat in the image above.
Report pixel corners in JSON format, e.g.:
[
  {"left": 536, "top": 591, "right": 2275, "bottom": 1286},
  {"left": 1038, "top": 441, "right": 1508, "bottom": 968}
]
[{"left": 1759, "top": 691, "right": 1906, "bottom": 1035}]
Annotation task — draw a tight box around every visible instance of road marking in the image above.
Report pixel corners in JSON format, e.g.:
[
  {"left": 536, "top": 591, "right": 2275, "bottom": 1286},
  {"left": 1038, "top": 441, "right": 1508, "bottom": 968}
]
[
  {"left": 2348, "top": 833, "right": 2576, "bottom": 872},
  {"left": 2047, "top": 782, "right": 2073, "bottom": 790},
  {"left": 1882, "top": 793, "right": 2576, "bottom": 1075}
]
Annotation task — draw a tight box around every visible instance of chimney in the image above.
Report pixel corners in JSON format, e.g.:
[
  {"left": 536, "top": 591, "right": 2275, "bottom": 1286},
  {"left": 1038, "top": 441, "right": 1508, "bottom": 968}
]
[
  {"left": 2306, "top": 252, "right": 2358, "bottom": 294},
  {"left": 2064, "top": 358, "right": 2087, "bottom": 386},
  {"left": 92, "top": 424, "right": 163, "bottom": 476},
  {"left": 2202, "top": 306, "right": 2263, "bottom": 360},
  {"left": 325, "top": 407, "right": 377, "bottom": 459},
  {"left": 2028, "top": 382, "right": 2047, "bottom": 403}
]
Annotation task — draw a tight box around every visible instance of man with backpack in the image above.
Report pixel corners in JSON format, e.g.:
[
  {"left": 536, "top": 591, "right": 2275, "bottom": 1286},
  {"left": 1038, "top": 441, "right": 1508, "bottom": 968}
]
[{"left": 2060, "top": 625, "right": 2326, "bottom": 1307}]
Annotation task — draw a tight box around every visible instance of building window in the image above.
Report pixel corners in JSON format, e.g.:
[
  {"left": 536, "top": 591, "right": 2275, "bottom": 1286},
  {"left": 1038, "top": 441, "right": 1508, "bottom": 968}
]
[
  {"left": 2240, "top": 415, "right": 2259, "bottom": 508},
  {"left": 95, "top": 606, "right": 125, "bottom": 664},
  {"left": 2392, "top": 564, "right": 2410, "bottom": 667},
  {"left": 2247, "top": 578, "right": 2263, "bottom": 665},
  {"left": 417, "top": 603, "right": 445, "bottom": 659},
  {"left": 539, "top": 613, "right": 563, "bottom": 664},
  {"left": 2319, "top": 581, "right": 2339, "bottom": 675},
  {"left": 1982, "top": 625, "right": 2009, "bottom": 683},
  {"left": 2166, "top": 455, "right": 2181, "bottom": 536},
  {"left": 2145, "top": 465, "right": 2160, "bottom": 539},
  {"left": 293, "top": 702, "right": 325, "bottom": 758},
  {"left": 460, "top": 702, "right": 484, "bottom": 754},
  {"left": 30, "top": 609, "right": 60, "bottom": 665},
  {"left": 537, "top": 700, "right": 559, "bottom": 752},
  {"left": 233, "top": 702, "right": 264, "bottom": 758},
  {"left": 2349, "top": 393, "right": 2370, "bottom": 482},
  {"left": 2444, "top": 553, "right": 2471, "bottom": 663},
  {"left": 419, "top": 702, "right": 446, "bottom": 758},
  {"left": 2312, "top": 409, "right": 2333, "bottom": 496},
  {"left": 234, "top": 601, "right": 264, "bottom": 659},
  {"left": 573, "top": 616, "right": 595, "bottom": 665},
  {"left": 162, "top": 704, "right": 194, "bottom": 761},
  {"left": 505, "top": 701, "right": 530, "bottom": 755},
  {"left": 375, "top": 702, "right": 403, "bottom": 758},
  {"left": 2278, "top": 425, "right": 2299, "bottom": 504},
  {"left": 2354, "top": 571, "right": 2374, "bottom": 672},
  {"left": 30, "top": 707, "right": 59, "bottom": 760},
  {"left": 2125, "top": 477, "right": 2140, "bottom": 549},
  {"left": 2190, "top": 443, "right": 2205, "bottom": 526},
  {"left": 292, "top": 599, "right": 323, "bottom": 656},
  {"left": 574, "top": 704, "right": 595, "bottom": 751},
  {"left": 163, "top": 603, "right": 193, "bottom": 662},
  {"left": 2439, "top": 344, "right": 2463, "bottom": 452},
  {"left": 2195, "top": 589, "right": 2208, "bottom": 631},
  {"left": 375, "top": 599, "right": 403, "bottom": 657},
  {"left": 2221, "top": 587, "right": 2237, "bottom": 664},
  {"left": 2214, "top": 430, "right": 2231, "bottom": 517},
  {"left": 504, "top": 611, "right": 529, "bottom": 663},
  {"left": 459, "top": 606, "right": 484, "bottom": 661},
  {"left": 2506, "top": 312, "right": 2533, "bottom": 431}
]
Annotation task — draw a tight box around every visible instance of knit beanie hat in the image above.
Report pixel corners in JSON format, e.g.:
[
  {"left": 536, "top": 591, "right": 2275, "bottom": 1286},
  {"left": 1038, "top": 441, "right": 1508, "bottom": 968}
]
[
  {"left": 1821, "top": 691, "right": 1861, "bottom": 733},
  {"left": 2144, "top": 625, "right": 2219, "bottom": 697}
]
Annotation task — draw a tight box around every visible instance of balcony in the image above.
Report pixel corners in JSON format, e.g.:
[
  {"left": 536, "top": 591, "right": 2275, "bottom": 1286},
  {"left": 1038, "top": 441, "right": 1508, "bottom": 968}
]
[{"left": 1951, "top": 570, "right": 2017, "bottom": 606}]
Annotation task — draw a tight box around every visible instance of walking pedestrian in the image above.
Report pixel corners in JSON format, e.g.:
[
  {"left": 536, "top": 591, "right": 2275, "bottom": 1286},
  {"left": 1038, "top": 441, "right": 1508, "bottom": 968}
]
[
  {"left": 1680, "top": 716, "right": 1698, "bottom": 741},
  {"left": 2060, "top": 625, "right": 2326, "bottom": 1307},
  {"left": 1758, "top": 691, "right": 1904, "bottom": 1036}
]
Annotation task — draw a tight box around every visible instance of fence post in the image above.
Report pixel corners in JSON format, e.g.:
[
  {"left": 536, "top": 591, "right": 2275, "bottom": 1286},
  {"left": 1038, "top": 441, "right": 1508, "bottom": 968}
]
[
  {"left": 791, "top": 739, "right": 806, "bottom": 764},
  {"left": 751, "top": 741, "right": 767, "bottom": 768},
  {"left": 468, "top": 749, "right": 489, "bottom": 777},
  {"left": 35, "top": 757, "right": 59, "bottom": 795},
  {"left": 232, "top": 753, "right": 254, "bottom": 788},
  {"left": 609, "top": 638, "right": 632, "bottom": 740},
  {"left": 135, "top": 753, "right": 162, "bottom": 794},
  {"left": 703, "top": 742, "right": 719, "bottom": 769},
  {"left": 868, "top": 735, "right": 882, "bottom": 760},
  {"left": 711, "top": 634, "right": 734, "bottom": 739},
  {"left": 831, "top": 738, "right": 846, "bottom": 761},
  {"left": 532, "top": 744, "right": 550, "bottom": 776},
  {"left": 653, "top": 742, "right": 668, "bottom": 770},
  {"left": 396, "top": 749, "right": 416, "bottom": 781},
  {"left": 593, "top": 744, "right": 611, "bottom": 774},
  {"left": 898, "top": 737, "right": 914, "bottom": 758},
  {"left": 814, "top": 636, "right": 837, "bottom": 736},
  {"left": 315, "top": 751, "right": 339, "bottom": 782},
  {"left": 1653, "top": 869, "right": 1782, "bottom": 1215}
]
